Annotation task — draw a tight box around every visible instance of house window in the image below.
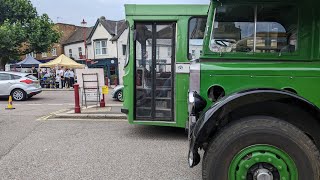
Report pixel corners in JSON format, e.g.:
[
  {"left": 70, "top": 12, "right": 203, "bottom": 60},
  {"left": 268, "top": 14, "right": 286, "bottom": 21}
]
[
  {"left": 168, "top": 47, "right": 171, "bottom": 57},
  {"left": 122, "top": 45, "right": 127, "bottom": 56},
  {"left": 78, "top": 47, "right": 83, "bottom": 58},
  {"left": 42, "top": 52, "right": 47, "bottom": 58},
  {"left": 51, "top": 48, "right": 57, "bottom": 56},
  {"left": 69, "top": 49, "right": 73, "bottom": 57},
  {"left": 26, "top": 52, "right": 36, "bottom": 58},
  {"left": 95, "top": 40, "right": 107, "bottom": 55}
]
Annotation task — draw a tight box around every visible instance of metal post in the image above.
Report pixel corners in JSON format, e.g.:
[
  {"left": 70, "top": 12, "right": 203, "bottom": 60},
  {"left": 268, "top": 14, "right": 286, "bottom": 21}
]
[
  {"left": 81, "top": 19, "right": 87, "bottom": 66},
  {"left": 74, "top": 84, "right": 81, "bottom": 113}
]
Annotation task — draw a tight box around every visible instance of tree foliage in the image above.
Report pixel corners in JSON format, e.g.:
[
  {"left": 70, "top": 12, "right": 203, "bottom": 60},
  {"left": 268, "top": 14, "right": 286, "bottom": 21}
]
[{"left": 0, "top": 0, "right": 60, "bottom": 67}]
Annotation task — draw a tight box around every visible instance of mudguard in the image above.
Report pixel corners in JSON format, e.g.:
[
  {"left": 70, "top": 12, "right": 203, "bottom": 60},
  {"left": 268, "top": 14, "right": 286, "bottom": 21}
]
[{"left": 189, "top": 88, "right": 320, "bottom": 167}]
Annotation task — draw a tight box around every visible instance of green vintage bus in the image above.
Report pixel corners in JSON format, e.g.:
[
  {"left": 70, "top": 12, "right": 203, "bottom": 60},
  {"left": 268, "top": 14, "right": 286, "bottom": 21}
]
[
  {"left": 122, "top": 4, "right": 208, "bottom": 127},
  {"left": 123, "top": 1, "right": 320, "bottom": 179}
]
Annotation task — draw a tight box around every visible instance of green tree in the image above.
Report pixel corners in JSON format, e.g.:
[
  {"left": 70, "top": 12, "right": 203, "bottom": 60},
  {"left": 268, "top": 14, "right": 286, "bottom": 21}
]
[{"left": 0, "top": 0, "right": 60, "bottom": 69}]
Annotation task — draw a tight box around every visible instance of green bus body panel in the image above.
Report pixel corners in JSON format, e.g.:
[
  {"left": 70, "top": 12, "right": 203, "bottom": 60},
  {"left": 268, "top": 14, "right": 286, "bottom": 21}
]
[
  {"left": 200, "top": 62, "right": 320, "bottom": 110},
  {"left": 124, "top": 1, "right": 320, "bottom": 128},
  {"left": 123, "top": 5, "right": 208, "bottom": 127},
  {"left": 125, "top": 4, "right": 208, "bottom": 16}
]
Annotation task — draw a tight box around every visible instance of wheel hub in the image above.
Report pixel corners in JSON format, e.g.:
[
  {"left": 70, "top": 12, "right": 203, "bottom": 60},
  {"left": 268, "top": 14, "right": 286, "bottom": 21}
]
[
  {"left": 254, "top": 168, "right": 273, "bottom": 180},
  {"left": 13, "top": 90, "right": 23, "bottom": 100},
  {"left": 228, "top": 145, "right": 298, "bottom": 180}
]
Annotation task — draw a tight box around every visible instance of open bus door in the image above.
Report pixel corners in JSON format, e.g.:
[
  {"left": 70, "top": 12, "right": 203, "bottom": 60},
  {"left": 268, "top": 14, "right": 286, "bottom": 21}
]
[{"left": 134, "top": 22, "right": 176, "bottom": 121}]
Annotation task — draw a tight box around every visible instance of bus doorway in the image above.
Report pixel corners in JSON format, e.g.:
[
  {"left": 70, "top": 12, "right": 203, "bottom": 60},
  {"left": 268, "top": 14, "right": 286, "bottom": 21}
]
[{"left": 134, "top": 22, "right": 176, "bottom": 121}]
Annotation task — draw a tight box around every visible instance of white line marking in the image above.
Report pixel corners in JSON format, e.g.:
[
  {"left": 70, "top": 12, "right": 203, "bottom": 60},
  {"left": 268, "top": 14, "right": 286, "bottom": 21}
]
[
  {"left": 105, "top": 104, "right": 123, "bottom": 107},
  {"left": 46, "top": 118, "right": 126, "bottom": 122},
  {"left": 47, "top": 104, "right": 63, "bottom": 106},
  {"left": 0, "top": 104, "right": 22, "bottom": 106}
]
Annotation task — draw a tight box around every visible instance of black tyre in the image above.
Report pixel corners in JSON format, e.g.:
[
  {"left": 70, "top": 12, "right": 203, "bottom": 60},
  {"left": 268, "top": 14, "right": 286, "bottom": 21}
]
[
  {"left": 116, "top": 90, "right": 123, "bottom": 102},
  {"left": 11, "top": 89, "right": 26, "bottom": 101},
  {"left": 202, "top": 116, "right": 320, "bottom": 180}
]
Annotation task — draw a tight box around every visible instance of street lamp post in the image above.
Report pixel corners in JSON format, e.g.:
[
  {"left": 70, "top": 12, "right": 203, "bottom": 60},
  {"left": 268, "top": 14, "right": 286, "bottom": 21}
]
[{"left": 81, "top": 19, "right": 87, "bottom": 66}]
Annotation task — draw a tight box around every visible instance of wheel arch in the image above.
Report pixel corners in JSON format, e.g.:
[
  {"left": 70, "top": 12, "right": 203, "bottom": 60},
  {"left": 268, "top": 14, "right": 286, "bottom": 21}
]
[
  {"left": 10, "top": 87, "right": 26, "bottom": 94},
  {"left": 191, "top": 88, "right": 320, "bottom": 153}
]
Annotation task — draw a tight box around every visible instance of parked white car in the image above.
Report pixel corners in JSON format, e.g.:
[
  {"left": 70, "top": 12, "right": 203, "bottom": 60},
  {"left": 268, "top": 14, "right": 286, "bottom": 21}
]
[{"left": 0, "top": 72, "right": 42, "bottom": 101}]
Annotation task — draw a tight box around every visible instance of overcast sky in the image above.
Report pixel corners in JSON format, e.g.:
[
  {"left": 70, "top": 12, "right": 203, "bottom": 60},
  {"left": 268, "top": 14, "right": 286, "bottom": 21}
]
[{"left": 30, "top": 0, "right": 209, "bottom": 26}]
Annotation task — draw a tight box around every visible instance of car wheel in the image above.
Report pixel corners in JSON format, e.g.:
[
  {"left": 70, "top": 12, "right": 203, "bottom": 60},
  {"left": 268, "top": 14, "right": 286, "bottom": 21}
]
[
  {"left": 116, "top": 90, "right": 123, "bottom": 102},
  {"left": 202, "top": 116, "right": 320, "bottom": 180},
  {"left": 11, "top": 89, "right": 26, "bottom": 101}
]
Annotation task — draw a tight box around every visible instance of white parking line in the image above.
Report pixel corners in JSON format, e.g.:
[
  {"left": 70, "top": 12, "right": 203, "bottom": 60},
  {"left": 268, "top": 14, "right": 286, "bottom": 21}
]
[
  {"left": 46, "top": 118, "right": 127, "bottom": 122},
  {"left": 1, "top": 103, "right": 120, "bottom": 107},
  {"left": 0, "top": 104, "right": 22, "bottom": 106}
]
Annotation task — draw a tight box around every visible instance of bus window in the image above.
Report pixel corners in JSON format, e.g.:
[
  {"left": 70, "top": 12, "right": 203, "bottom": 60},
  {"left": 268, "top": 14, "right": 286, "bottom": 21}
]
[
  {"left": 210, "top": 5, "right": 255, "bottom": 53},
  {"left": 189, "top": 17, "right": 207, "bottom": 59},
  {"left": 256, "top": 5, "right": 298, "bottom": 53},
  {"left": 210, "top": 5, "right": 298, "bottom": 54}
]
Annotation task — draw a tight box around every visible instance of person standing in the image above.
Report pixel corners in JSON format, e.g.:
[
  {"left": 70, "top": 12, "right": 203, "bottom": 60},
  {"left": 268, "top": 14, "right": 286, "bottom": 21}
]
[
  {"left": 59, "top": 67, "right": 65, "bottom": 88},
  {"left": 56, "top": 67, "right": 61, "bottom": 89},
  {"left": 64, "top": 69, "right": 70, "bottom": 88},
  {"left": 31, "top": 66, "right": 38, "bottom": 79},
  {"left": 69, "top": 69, "right": 75, "bottom": 88}
]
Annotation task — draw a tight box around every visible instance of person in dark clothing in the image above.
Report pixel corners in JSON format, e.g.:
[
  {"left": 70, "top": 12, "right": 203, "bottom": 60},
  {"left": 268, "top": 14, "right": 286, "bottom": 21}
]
[
  {"left": 31, "top": 66, "right": 38, "bottom": 79},
  {"left": 69, "top": 69, "right": 75, "bottom": 88}
]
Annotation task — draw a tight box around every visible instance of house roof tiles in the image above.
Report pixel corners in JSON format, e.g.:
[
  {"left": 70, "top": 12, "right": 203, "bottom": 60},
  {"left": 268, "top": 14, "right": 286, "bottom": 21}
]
[
  {"left": 63, "top": 17, "right": 128, "bottom": 46},
  {"left": 63, "top": 27, "right": 94, "bottom": 45}
]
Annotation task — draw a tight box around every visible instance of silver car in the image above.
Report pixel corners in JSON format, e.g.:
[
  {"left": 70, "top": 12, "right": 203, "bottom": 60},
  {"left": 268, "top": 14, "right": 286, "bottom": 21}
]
[
  {"left": 0, "top": 72, "right": 42, "bottom": 101},
  {"left": 111, "top": 85, "right": 124, "bottom": 102}
]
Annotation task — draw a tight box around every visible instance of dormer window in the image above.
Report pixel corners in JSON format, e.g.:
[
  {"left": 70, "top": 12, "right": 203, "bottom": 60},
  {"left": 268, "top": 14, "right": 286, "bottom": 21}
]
[{"left": 95, "top": 40, "right": 107, "bottom": 55}]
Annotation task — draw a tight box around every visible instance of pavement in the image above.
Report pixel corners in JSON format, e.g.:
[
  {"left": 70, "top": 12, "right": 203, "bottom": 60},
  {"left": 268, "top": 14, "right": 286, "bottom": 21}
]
[
  {"left": 50, "top": 104, "right": 126, "bottom": 120},
  {"left": 39, "top": 87, "right": 126, "bottom": 121}
]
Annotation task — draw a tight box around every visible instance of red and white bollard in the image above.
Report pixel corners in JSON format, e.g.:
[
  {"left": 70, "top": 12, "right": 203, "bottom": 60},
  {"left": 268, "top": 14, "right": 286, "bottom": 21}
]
[{"left": 74, "top": 84, "right": 81, "bottom": 113}]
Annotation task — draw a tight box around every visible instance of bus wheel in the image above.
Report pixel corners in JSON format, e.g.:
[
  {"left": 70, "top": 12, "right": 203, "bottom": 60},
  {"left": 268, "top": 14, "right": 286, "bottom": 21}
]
[{"left": 202, "top": 116, "right": 320, "bottom": 180}]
